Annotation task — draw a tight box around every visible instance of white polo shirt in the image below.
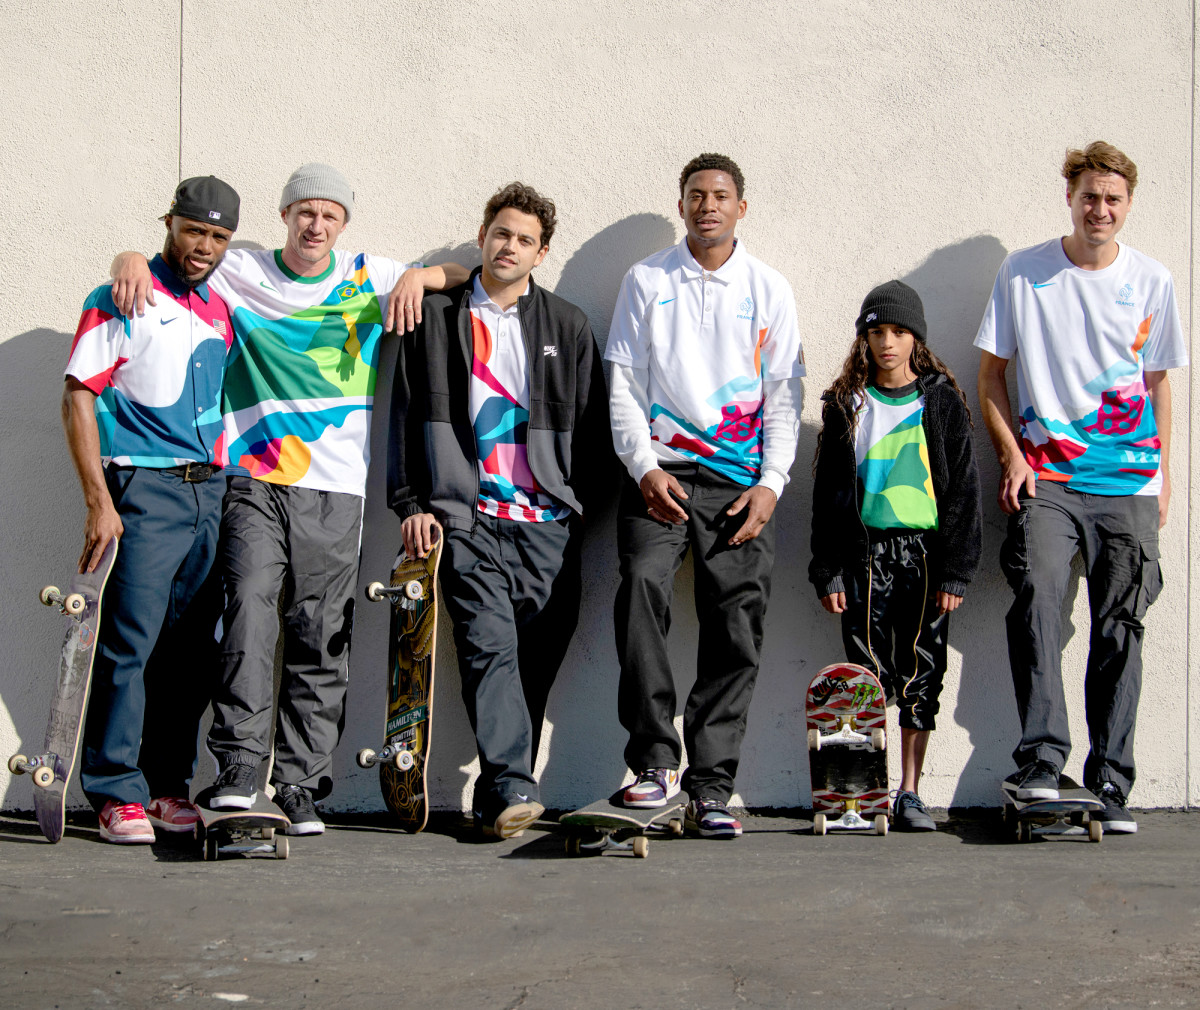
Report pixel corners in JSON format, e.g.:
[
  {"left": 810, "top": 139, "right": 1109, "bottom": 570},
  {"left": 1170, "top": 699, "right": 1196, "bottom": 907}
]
[{"left": 606, "top": 237, "right": 805, "bottom": 490}]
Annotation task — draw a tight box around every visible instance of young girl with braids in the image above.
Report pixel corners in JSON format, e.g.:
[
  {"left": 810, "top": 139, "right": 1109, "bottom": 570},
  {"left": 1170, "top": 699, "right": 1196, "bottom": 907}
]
[{"left": 809, "top": 281, "right": 982, "bottom": 831}]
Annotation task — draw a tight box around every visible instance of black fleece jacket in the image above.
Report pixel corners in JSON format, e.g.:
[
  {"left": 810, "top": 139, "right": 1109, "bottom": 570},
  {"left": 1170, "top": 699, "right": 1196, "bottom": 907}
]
[
  {"left": 808, "top": 373, "right": 982, "bottom": 598},
  {"left": 387, "top": 269, "right": 613, "bottom": 528}
]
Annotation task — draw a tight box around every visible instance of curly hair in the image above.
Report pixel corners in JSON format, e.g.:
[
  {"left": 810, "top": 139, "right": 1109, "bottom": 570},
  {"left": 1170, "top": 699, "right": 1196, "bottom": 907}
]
[
  {"left": 812, "top": 332, "right": 972, "bottom": 475},
  {"left": 483, "top": 182, "right": 557, "bottom": 247},
  {"left": 679, "top": 153, "right": 745, "bottom": 199},
  {"left": 1062, "top": 141, "right": 1138, "bottom": 196}
]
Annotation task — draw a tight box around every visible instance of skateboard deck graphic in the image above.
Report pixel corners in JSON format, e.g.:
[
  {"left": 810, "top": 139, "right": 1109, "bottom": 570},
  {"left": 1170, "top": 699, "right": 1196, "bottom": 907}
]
[
  {"left": 1001, "top": 775, "right": 1104, "bottom": 843},
  {"left": 560, "top": 793, "right": 689, "bottom": 858},
  {"left": 9, "top": 538, "right": 119, "bottom": 843},
  {"left": 805, "top": 662, "right": 889, "bottom": 836},
  {"left": 195, "top": 792, "right": 291, "bottom": 860},
  {"left": 360, "top": 534, "right": 442, "bottom": 832}
]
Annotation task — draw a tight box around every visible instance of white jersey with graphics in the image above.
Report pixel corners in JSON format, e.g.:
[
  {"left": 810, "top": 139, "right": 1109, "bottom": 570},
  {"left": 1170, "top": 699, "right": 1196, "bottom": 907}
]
[
  {"left": 605, "top": 238, "right": 805, "bottom": 487},
  {"left": 209, "top": 248, "right": 418, "bottom": 497},
  {"left": 974, "top": 238, "right": 1186, "bottom": 496}
]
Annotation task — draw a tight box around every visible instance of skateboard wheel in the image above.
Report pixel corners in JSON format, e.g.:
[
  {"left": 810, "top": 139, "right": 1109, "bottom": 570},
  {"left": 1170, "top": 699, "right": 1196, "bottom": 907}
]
[
  {"left": 39, "top": 585, "right": 60, "bottom": 606},
  {"left": 565, "top": 836, "right": 581, "bottom": 857},
  {"left": 63, "top": 593, "right": 86, "bottom": 616},
  {"left": 204, "top": 836, "right": 219, "bottom": 861},
  {"left": 356, "top": 748, "right": 377, "bottom": 769},
  {"left": 275, "top": 835, "right": 289, "bottom": 859},
  {"left": 32, "top": 765, "right": 55, "bottom": 788},
  {"left": 394, "top": 749, "right": 414, "bottom": 771},
  {"left": 874, "top": 813, "right": 888, "bottom": 836},
  {"left": 871, "top": 728, "right": 886, "bottom": 752},
  {"left": 1089, "top": 819, "right": 1103, "bottom": 843},
  {"left": 8, "top": 754, "right": 28, "bottom": 775},
  {"left": 668, "top": 818, "right": 683, "bottom": 837},
  {"left": 403, "top": 580, "right": 424, "bottom": 601},
  {"left": 813, "top": 813, "right": 826, "bottom": 836},
  {"left": 365, "top": 581, "right": 386, "bottom": 602},
  {"left": 807, "top": 728, "right": 821, "bottom": 752},
  {"left": 1017, "top": 820, "right": 1032, "bottom": 843},
  {"left": 631, "top": 835, "right": 649, "bottom": 858}
]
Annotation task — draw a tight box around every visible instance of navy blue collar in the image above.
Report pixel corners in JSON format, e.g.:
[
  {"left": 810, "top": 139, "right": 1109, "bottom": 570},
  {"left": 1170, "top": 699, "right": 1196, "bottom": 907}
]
[{"left": 150, "top": 253, "right": 211, "bottom": 303}]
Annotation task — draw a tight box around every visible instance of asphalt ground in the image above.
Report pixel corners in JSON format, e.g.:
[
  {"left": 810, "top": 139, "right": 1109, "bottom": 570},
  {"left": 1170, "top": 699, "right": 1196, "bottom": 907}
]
[{"left": 3, "top": 806, "right": 1198, "bottom": 1010}]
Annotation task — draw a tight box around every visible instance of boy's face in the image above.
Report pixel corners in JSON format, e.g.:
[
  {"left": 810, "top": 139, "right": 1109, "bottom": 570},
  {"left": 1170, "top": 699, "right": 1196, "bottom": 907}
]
[
  {"left": 866, "top": 323, "right": 917, "bottom": 385},
  {"left": 1066, "top": 171, "right": 1131, "bottom": 251},
  {"left": 678, "top": 170, "right": 745, "bottom": 251},
  {"left": 478, "top": 206, "right": 547, "bottom": 288}
]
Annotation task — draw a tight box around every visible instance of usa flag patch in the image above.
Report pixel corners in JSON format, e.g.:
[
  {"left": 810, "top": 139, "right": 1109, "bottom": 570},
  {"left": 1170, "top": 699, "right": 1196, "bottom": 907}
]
[{"left": 213, "top": 319, "right": 227, "bottom": 336}]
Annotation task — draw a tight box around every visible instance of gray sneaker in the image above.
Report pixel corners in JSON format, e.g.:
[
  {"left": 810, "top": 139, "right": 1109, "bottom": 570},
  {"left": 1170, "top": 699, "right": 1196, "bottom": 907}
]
[
  {"left": 1005, "top": 760, "right": 1060, "bottom": 801},
  {"left": 893, "top": 790, "right": 936, "bottom": 831}
]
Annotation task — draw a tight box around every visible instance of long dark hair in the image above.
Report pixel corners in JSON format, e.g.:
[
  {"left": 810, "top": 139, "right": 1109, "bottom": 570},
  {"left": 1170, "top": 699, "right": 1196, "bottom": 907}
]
[{"left": 813, "top": 332, "right": 972, "bottom": 474}]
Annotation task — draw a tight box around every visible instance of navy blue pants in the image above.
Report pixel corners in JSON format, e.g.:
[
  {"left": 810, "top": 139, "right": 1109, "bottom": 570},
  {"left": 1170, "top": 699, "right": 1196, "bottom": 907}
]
[
  {"left": 81, "top": 466, "right": 223, "bottom": 810},
  {"left": 439, "top": 513, "right": 580, "bottom": 819}
]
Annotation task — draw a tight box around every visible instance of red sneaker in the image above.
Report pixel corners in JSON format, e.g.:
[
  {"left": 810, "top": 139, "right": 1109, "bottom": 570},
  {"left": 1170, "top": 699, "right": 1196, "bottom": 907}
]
[
  {"left": 146, "top": 796, "right": 201, "bottom": 833},
  {"left": 98, "top": 801, "right": 155, "bottom": 844}
]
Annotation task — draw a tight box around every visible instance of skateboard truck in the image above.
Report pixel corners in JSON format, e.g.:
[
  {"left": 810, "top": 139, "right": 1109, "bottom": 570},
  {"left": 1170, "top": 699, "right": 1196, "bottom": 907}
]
[
  {"left": 8, "top": 753, "right": 57, "bottom": 789},
  {"left": 365, "top": 579, "right": 425, "bottom": 610},
  {"left": 356, "top": 743, "right": 415, "bottom": 771},
  {"left": 813, "top": 797, "right": 889, "bottom": 836},
  {"left": 807, "top": 718, "right": 886, "bottom": 753},
  {"left": 39, "top": 584, "right": 86, "bottom": 616}
]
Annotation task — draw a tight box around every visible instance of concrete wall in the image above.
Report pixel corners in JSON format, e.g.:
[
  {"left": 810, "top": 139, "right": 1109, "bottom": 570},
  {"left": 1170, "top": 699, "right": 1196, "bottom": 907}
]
[{"left": 1, "top": 0, "right": 1194, "bottom": 813}]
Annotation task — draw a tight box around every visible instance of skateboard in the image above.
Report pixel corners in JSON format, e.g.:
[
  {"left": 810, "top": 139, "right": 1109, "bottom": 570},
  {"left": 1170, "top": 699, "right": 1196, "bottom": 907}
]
[
  {"left": 194, "top": 792, "right": 291, "bottom": 860},
  {"left": 360, "top": 531, "right": 443, "bottom": 832},
  {"left": 560, "top": 792, "right": 689, "bottom": 858},
  {"left": 805, "top": 662, "right": 890, "bottom": 836},
  {"left": 1001, "top": 775, "right": 1104, "bottom": 843},
  {"left": 9, "top": 538, "right": 119, "bottom": 843}
]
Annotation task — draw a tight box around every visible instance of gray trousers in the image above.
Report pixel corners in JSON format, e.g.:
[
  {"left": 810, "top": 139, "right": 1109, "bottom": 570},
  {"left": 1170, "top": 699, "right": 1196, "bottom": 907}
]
[
  {"left": 440, "top": 513, "right": 580, "bottom": 818},
  {"left": 614, "top": 463, "right": 775, "bottom": 803},
  {"left": 1000, "top": 481, "right": 1162, "bottom": 794},
  {"left": 207, "top": 476, "right": 363, "bottom": 800}
]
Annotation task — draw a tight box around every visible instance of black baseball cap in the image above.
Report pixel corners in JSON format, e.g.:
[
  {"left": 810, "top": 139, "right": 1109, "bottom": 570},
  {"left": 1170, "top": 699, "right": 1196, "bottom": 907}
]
[{"left": 166, "top": 176, "right": 240, "bottom": 232}]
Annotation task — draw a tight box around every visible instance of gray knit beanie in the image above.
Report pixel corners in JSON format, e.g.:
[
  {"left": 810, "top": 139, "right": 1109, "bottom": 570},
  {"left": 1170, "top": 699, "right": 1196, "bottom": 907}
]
[
  {"left": 279, "top": 163, "right": 354, "bottom": 222},
  {"left": 855, "top": 280, "right": 927, "bottom": 342}
]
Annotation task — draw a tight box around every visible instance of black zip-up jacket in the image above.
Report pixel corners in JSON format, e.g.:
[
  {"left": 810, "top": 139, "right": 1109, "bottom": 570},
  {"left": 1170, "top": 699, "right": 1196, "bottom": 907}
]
[
  {"left": 387, "top": 269, "right": 612, "bottom": 528},
  {"left": 808, "top": 373, "right": 982, "bottom": 599}
]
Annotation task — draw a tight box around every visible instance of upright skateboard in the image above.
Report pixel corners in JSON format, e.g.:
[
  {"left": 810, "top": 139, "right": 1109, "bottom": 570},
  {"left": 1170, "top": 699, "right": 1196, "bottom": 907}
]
[
  {"left": 194, "top": 792, "right": 291, "bottom": 860},
  {"left": 360, "top": 532, "right": 443, "bottom": 832},
  {"left": 560, "top": 793, "right": 689, "bottom": 858},
  {"left": 10, "top": 538, "right": 119, "bottom": 843},
  {"left": 805, "top": 662, "right": 889, "bottom": 836},
  {"left": 1001, "top": 775, "right": 1104, "bottom": 843}
]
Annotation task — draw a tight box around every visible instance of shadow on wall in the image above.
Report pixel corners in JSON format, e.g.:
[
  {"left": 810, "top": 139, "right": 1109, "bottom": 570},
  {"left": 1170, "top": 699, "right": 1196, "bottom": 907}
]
[
  {"left": 901, "top": 234, "right": 1020, "bottom": 807},
  {"left": 0, "top": 329, "right": 87, "bottom": 811}
]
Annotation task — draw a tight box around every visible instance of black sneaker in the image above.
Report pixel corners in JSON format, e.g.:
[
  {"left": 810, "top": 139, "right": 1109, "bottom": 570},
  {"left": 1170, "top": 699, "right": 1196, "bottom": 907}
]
[
  {"left": 274, "top": 784, "right": 324, "bottom": 835},
  {"left": 209, "top": 763, "right": 259, "bottom": 810},
  {"left": 1092, "top": 782, "right": 1137, "bottom": 834},
  {"left": 893, "top": 790, "right": 936, "bottom": 831},
  {"left": 1005, "top": 760, "right": 1060, "bottom": 800}
]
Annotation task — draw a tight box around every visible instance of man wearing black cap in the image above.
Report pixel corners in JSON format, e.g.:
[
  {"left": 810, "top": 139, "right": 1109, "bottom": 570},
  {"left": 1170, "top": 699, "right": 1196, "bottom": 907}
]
[{"left": 64, "top": 176, "right": 239, "bottom": 843}]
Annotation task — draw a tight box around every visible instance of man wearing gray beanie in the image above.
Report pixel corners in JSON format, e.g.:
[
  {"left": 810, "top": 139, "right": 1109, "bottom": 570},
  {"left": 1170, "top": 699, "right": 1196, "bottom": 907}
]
[{"left": 110, "top": 164, "right": 468, "bottom": 835}]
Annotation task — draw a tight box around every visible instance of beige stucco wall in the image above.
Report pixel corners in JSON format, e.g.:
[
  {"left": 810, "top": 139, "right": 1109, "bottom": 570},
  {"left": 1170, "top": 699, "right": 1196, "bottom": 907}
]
[{"left": 1, "top": 0, "right": 1194, "bottom": 813}]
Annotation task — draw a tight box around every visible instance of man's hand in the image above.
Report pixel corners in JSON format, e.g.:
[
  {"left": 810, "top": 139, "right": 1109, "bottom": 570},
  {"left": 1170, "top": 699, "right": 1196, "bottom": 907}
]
[
  {"left": 639, "top": 469, "right": 688, "bottom": 524},
  {"left": 386, "top": 267, "right": 430, "bottom": 333},
  {"left": 725, "top": 485, "right": 777, "bottom": 545},
  {"left": 401, "top": 513, "right": 441, "bottom": 559},
  {"left": 997, "top": 455, "right": 1037, "bottom": 515},
  {"left": 1158, "top": 475, "right": 1171, "bottom": 529},
  {"left": 80, "top": 504, "right": 123, "bottom": 574},
  {"left": 936, "top": 591, "right": 963, "bottom": 615},
  {"left": 110, "top": 252, "right": 155, "bottom": 316},
  {"left": 820, "top": 591, "right": 846, "bottom": 614}
]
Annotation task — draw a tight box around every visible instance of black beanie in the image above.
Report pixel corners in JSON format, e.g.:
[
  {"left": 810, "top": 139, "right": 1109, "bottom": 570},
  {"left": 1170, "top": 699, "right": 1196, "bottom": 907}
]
[{"left": 855, "top": 280, "right": 926, "bottom": 342}]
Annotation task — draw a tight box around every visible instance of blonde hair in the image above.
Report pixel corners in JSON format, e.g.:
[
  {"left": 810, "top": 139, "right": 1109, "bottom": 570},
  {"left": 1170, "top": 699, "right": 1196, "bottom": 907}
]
[{"left": 1062, "top": 141, "right": 1138, "bottom": 195}]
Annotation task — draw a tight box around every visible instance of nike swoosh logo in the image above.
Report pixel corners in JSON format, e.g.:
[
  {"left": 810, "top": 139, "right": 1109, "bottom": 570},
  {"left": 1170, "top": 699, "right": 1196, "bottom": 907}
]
[
  {"left": 160, "top": 317, "right": 173, "bottom": 325},
  {"left": 1032, "top": 282, "right": 1056, "bottom": 289},
  {"left": 260, "top": 281, "right": 277, "bottom": 292},
  {"left": 658, "top": 297, "right": 676, "bottom": 305}
]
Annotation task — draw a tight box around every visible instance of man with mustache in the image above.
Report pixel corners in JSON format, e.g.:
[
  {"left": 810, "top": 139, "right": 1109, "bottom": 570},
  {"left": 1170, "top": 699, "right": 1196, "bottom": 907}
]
[{"left": 65, "top": 176, "right": 240, "bottom": 843}]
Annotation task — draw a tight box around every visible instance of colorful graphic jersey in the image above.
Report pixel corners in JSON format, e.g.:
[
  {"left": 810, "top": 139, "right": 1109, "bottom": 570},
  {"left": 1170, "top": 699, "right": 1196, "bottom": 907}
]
[
  {"left": 65, "top": 255, "right": 233, "bottom": 467},
  {"left": 209, "top": 248, "right": 418, "bottom": 496},
  {"left": 854, "top": 384, "right": 937, "bottom": 531},
  {"left": 469, "top": 280, "right": 571, "bottom": 522},
  {"left": 975, "top": 238, "right": 1187, "bottom": 495},
  {"left": 605, "top": 238, "right": 805, "bottom": 486}
]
